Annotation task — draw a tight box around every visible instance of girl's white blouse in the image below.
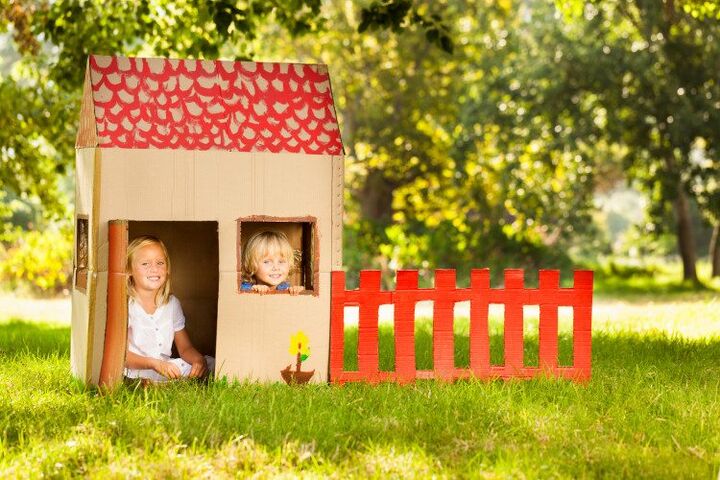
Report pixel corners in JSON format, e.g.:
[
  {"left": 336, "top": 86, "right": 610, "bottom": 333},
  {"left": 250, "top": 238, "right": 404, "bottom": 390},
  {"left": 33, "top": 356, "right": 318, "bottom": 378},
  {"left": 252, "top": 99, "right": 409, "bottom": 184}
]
[{"left": 126, "top": 295, "right": 185, "bottom": 363}]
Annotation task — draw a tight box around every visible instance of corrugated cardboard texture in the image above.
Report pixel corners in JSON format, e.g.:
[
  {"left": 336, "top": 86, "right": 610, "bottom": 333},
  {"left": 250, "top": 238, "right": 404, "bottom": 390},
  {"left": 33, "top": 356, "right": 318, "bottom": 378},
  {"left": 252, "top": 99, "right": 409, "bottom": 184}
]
[
  {"left": 70, "top": 289, "right": 90, "bottom": 381},
  {"left": 70, "top": 148, "right": 97, "bottom": 381},
  {"left": 73, "top": 55, "right": 345, "bottom": 385},
  {"left": 331, "top": 155, "right": 343, "bottom": 269},
  {"left": 75, "top": 148, "right": 96, "bottom": 220},
  {"left": 75, "top": 63, "right": 98, "bottom": 148},
  {"left": 97, "top": 150, "right": 334, "bottom": 273},
  {"left": 87, "top": 149, "right": 335, "bottom": 383},
  {"left": 215, "top": 271, "right": 330, "bottom": 382},
  {"left": 90, "top": 271, "right": 108, "bottom": 385}
]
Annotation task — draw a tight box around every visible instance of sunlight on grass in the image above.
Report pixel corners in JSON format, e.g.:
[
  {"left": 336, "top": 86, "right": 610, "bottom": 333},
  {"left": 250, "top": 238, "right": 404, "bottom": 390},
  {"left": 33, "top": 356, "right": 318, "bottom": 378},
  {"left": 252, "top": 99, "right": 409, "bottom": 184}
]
[
  {"left": 2, "top": 280, "right": 720, "bottom": 478},
  {"left": 593, "top": 298, "right": 720, "bottom": 339},
  {"left": 2, "top": 313, "right": 720, "bottom": 478}
]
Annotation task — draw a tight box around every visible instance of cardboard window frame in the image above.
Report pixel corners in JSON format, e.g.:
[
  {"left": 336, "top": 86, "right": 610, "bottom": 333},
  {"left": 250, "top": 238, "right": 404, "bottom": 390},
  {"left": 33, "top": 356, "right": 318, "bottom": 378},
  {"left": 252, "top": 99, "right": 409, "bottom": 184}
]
[
  {"left": 236, "top": 215, "right": 319, "bottom": 296},
  {"left": 75, "top": 215, "right": 89, "bottom": 292}
]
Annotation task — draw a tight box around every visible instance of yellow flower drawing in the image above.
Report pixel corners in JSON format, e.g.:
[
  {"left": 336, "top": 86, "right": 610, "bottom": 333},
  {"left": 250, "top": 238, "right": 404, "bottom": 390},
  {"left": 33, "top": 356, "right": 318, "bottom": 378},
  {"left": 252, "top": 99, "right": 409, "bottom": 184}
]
[{"left": 289, "top": 331, "right": 310, "bottom": 362}]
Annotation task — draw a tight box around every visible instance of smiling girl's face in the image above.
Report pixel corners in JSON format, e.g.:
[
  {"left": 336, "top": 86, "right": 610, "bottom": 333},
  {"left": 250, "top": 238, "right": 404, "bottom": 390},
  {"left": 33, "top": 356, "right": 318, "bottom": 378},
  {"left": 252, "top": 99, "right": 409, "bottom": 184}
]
[{"left": 130, "top": 243, "right": 168, "bottom": 295}]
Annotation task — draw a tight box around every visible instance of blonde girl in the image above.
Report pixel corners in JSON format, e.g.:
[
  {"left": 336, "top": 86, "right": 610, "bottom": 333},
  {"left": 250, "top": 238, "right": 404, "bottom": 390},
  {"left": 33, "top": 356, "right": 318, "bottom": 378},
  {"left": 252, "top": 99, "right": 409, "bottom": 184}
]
[
  {"left": 124, "top": 235, "right": 214, "bottom": 381},
  {"left": 241, "top": 230, "right": 304, "bottom": 295}
]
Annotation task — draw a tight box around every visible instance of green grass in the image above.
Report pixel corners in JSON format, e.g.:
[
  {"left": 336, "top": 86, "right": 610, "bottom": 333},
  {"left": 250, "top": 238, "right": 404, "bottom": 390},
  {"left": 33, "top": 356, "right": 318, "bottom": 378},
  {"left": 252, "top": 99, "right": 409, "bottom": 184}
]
[
  {"left": 592, "top": 258, "right": 720, "bottom": 300},
  {"left": 1, "top": 299, "right": 720, "bottom": 478}
]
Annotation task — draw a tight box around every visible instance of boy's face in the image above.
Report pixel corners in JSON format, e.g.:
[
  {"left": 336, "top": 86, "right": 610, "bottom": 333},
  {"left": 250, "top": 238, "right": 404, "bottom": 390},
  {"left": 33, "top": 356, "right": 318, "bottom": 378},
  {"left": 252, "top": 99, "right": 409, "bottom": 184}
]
[
  {"left": 255, "top": 252, "right": 290, "bottom": 288},
  {"left": 131, "top": 243, "right": 168, "bottom": 294}
]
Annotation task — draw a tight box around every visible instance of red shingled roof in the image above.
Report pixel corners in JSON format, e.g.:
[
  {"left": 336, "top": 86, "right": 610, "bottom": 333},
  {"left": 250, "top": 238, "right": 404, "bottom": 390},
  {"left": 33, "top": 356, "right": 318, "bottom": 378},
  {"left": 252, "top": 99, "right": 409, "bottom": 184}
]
[{"left": 78, "top": 55, "right": 343, "bottom": 155}]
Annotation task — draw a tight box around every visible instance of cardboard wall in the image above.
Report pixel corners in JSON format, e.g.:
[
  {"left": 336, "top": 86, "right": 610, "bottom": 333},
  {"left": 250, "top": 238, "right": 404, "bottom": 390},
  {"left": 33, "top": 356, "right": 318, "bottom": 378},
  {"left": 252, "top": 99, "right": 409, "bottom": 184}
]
[
  {"left": 215, "top": 271, "right": 331, "bottom": 382},
  {"left": 90, "top": 149, "right": 337, "bottom": 382},
  {"left": 71, "top": 147, "right": 98, "bottom": 382}
]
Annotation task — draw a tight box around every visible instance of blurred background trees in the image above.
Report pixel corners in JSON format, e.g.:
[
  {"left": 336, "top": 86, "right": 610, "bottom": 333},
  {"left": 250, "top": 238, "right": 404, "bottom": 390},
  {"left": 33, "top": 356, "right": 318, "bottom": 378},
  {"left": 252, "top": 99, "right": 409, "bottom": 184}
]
[{"left": 1, "top": 0, "right": 718, "bottom": 293}]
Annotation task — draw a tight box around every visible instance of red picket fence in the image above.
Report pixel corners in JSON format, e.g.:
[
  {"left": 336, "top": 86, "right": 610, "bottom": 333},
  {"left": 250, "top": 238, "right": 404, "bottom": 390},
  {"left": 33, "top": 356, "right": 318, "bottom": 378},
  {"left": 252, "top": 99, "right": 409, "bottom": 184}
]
[{"left": 330, "top": 269, "right": 593, "bottom": 383}]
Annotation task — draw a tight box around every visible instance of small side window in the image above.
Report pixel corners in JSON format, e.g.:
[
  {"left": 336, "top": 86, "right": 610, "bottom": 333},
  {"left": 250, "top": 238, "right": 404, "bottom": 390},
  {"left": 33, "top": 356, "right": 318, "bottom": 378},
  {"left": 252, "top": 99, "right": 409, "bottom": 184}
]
[
  {"left": 237, "top": 216, "right": 318, "bottom": 294},
  {"left": 75, "top": 216, "right": 89, "bottom": 291}
]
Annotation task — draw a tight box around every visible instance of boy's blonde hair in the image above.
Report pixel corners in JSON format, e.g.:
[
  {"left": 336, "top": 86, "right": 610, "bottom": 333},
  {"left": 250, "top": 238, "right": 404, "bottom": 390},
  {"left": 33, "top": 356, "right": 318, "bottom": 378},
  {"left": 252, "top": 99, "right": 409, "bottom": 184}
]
[
  {"left": 126, "top": 235, "right": 172, "bottom": 306},
  {"left": 242, "top": 230, "right": 296, "bottom": 282}
]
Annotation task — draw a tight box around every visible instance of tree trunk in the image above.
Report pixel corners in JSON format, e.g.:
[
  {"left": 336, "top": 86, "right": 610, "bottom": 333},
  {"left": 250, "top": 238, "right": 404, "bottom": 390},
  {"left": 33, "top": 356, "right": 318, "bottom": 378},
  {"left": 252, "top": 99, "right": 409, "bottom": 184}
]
[
  {"left": 710, "top": 223, "right": 720, "bottom": 278},
  {"left": 674, "top": 188, "right": 699, "bottom": 283},
  {"left": 359, "top": 169, "right": 396, "bottom": 225}
]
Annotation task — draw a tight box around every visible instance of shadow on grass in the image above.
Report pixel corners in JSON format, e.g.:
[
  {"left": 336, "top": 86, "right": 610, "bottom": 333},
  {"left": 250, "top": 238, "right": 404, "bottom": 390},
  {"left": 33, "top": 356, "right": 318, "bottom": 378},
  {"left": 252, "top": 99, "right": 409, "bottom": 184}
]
[
  {"left": 593, "top": 274, "right": 720, "bottom": 299},
  {"left": 592, "top": 330, "right": 720, "bottom": 370},
  {"left": 0, "top": 319, "right": 70, "bottom": 356},
  {"left": 343, "top": 323, "right": 720, "bottom": 377}
]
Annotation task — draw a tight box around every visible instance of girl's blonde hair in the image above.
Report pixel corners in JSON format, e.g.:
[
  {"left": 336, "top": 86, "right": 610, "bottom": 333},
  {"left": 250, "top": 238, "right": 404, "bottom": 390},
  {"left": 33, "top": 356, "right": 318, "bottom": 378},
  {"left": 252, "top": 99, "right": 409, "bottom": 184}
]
[
  {"left": 242, "top": 230, "right": 296, "bottom": 282},
  {"left": 126, "top": 235, "right": 172, "bottom": 306}
]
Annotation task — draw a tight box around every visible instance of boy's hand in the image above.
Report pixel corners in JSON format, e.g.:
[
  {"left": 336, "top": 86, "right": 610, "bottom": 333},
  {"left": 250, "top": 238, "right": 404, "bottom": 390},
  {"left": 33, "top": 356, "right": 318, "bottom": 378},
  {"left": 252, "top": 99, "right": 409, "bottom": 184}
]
[
  {"left": 252, "top": 284, "right": 270, "bottom": 294},
  {"left": 288, "top": 285, "right": 304, "bottom": 296},
  {"left": 189, "top": 357, "right": 208, "bottom": 378},
  {"left": 153, "top": 360, "right": 181, "bottom": 379}
]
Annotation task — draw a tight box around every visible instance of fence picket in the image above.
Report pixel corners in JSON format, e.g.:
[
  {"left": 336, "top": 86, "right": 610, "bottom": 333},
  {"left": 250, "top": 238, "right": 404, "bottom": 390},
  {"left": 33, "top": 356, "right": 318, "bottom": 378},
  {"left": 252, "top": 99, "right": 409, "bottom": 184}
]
[
  {"left": 395, "top": 270, "right": 419, "bottom": 383},
  {"left": 503, "top": 270, "right": 525, "bottom": 375},
  {"left": 538, "top": 270, "right": 560, "bottom": 371},
  {"left": 433, "top": 270, "right": 456, "bottom": 380},
  {"left": 470, "top": 269, "right": 491, "bottom": 377}
]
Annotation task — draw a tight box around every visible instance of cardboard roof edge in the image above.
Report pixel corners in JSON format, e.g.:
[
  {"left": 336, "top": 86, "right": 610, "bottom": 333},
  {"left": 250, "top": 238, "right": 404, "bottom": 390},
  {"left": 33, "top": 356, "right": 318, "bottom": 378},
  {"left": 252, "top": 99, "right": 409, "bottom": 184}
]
[{"left": 75, "top": 54, "right": 345, "bottom": 156}]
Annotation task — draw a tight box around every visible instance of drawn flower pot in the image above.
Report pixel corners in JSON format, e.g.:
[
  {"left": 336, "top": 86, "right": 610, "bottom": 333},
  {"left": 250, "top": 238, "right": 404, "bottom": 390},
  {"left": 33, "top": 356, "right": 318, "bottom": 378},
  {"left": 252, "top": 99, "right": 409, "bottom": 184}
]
[
  {"left": 282, "top": 331, "right": 313, "bottom": 384},
  {"left": 280, "top": 365, "right": 315, "bottom": 385}
]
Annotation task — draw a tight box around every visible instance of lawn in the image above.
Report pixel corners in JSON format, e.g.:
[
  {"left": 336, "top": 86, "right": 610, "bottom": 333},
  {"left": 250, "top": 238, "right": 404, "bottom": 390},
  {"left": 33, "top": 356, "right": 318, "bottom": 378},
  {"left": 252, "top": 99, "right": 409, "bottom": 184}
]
[{"left": 1, "top": 292, "right": 719, "bottom": 478}]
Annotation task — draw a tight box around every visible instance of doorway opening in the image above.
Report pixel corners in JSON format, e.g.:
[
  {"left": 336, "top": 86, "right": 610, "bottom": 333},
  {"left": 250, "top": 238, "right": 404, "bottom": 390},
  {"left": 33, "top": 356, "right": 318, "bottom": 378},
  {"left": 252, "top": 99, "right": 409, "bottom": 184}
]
[{"left": 128, "top": 221, "right": 219, "bottom": 358}]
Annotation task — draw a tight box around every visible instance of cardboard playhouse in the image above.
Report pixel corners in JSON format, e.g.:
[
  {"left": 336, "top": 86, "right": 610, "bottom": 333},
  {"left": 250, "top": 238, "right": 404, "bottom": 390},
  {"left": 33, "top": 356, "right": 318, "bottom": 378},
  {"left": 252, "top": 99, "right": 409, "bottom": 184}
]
[{"left": 72, "top": 54, "right": 344, "bottom": 387}]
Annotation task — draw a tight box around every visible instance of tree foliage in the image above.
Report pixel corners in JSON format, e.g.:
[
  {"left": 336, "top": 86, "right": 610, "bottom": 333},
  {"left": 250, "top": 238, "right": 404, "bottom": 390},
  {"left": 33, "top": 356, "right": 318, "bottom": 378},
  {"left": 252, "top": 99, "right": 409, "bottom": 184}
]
[
  {"left": 552, "top": 0, "right": 720, "bottom": 281},
  {"left": 1, "top": 0, "right": 718, "bottom": 288}
]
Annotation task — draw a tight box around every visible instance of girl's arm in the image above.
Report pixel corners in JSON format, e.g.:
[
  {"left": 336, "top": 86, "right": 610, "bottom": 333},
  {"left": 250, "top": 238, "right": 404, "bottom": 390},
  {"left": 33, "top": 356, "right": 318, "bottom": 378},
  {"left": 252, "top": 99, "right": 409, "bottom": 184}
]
[
  {"left": 125, "top": 350, "right": 182, "bottom": 379},
  {"left": 174, "top": 329, "right": 207, "bottom": 378}
]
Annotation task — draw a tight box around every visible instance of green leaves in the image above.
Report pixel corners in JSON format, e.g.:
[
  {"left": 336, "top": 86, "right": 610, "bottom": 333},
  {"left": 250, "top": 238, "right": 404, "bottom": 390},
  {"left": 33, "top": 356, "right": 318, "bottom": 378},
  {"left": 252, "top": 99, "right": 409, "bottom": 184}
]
[{"left": 359, "top": 0, "right": 454, "bottom": 53}]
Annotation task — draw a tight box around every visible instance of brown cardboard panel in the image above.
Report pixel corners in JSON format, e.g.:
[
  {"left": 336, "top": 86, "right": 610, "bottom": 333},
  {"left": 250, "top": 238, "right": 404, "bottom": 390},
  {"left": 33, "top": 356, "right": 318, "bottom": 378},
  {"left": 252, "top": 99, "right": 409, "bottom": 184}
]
[
  {"left": 75, "top": 62, "right": 98, "bottom": 148},
  {"left": 74, "top": 148, "right": 99, "bottom": 281},
  {"left": 331, "top": 155, "right": 344, "bottom": 270},
  {"left": 215, "top": 150, "right": 253, "bottom": 214},
  {"left": 193, "top": 151, "right": 220, "bottom": 219},
  {"left": 128, "top": 155, "right": 174, "bottom": 219},
  {"left": 91, "top": 148, "right": 102, "bottom": 274},
  {"left": 212, "top": 153, "right": 334, "bottom": 273},
  {"left": 218, "top": 154, "right": 332, "bottom": 272},
  {"left": 72, "top": 147, "right": 97, "bottom": 383},
  {"left": 96, "top": 221, "right": 110, "bottom": 274},
  {"left": 90, "top": 271, "right": 108, "bottom": 385},
  {"left": 90, "top": 148, "right": 339, "bottom": 384},
  {"left": 127, "top": 221, "right": 219, "bottom": 357},
  {"left": 98, "top": 149, "right": 129, "bottom": 227},
  {"left": 97, "top": 149, "right": 176, "bottom": 271},
  {"left": 170, "top": 149, "right": 197, "bottom": 220},
  {"left": 70, "top": 289, "right": 90, "bottom": 381},
  {"left": 256, "top": 153, "right": 333, "bottom": 273},
  {"left": 99, "top": 150, "right": 336, "bottom": 273},
  {"left": 253, "top": 152, "right": 333, "bottom": 216},
  {"left": 75, "top": 148, "right": 96, "bottom": 217},
  {"left": 215, "top": 271, "right": 330, "bottom": 382}
]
